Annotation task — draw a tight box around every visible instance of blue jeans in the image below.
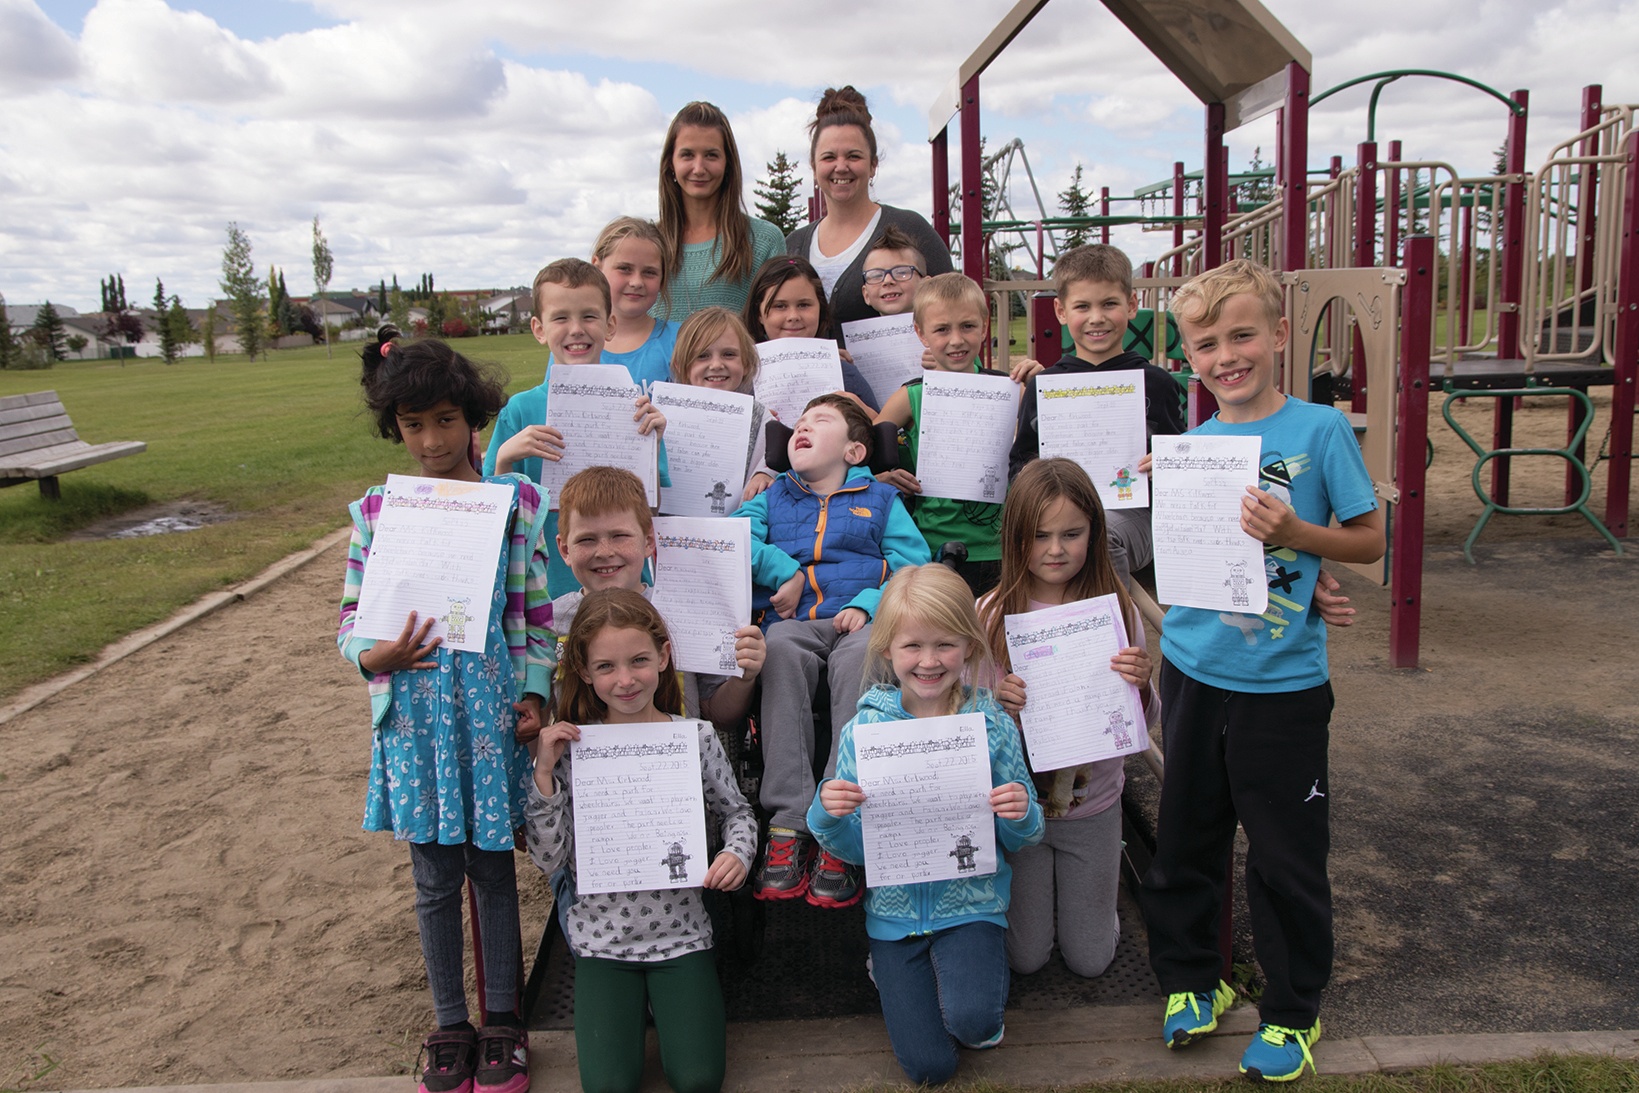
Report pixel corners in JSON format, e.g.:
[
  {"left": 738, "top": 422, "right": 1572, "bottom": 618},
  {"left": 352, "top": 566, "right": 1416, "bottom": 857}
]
[{"left": 869, "top": 921, "right": 1008, "bottom": 1085}]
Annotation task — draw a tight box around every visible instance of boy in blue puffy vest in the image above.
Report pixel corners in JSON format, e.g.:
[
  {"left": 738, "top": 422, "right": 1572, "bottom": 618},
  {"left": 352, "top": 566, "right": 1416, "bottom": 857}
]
[{"left": 732, "top": 394, "right": 930, "bottom": 908}]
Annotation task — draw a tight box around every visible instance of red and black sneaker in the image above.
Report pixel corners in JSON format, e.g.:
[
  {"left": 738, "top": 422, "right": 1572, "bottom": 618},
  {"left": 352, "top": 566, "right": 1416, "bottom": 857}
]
[
  {"left": 752, "top": 831, "right": 814, "bottom": 900},
  {"left": 806, "top": 848, "right": 863, "bottom": 908}
]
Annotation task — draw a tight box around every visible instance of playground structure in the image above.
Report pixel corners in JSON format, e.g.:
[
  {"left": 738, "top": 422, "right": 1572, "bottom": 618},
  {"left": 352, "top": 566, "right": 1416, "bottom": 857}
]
[{"left": 928, "top": 0, "right": 1637, "bottom": 671}]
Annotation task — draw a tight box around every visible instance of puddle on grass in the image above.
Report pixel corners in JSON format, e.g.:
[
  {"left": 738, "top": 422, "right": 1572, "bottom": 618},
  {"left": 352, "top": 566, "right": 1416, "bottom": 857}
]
[{"left": 67, "top": 501, "right": 236, "bottom": 541}]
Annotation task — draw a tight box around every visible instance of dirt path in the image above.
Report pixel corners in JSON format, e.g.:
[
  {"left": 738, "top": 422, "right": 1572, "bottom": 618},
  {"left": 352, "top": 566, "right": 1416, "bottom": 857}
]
[
  {"left": 0, "top": 551, "right": 554, "bottom": 1089},
  {"left": 1, "top": 393, "right": 1632, "bottom": 1089}
]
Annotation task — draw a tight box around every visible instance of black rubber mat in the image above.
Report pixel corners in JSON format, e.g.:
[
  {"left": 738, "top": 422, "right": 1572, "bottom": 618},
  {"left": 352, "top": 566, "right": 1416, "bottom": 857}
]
[{"left": 525, "top": 876, "right": 1162, "bottom": 1031}]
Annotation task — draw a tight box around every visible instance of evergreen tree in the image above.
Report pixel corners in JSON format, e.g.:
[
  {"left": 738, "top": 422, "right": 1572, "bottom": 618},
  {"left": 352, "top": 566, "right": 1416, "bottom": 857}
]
[
  {"left": 166, "top": 296, "right": 196, "bottom": 352},
  {"left": 312, "top": 216, "right": 335, "bottom": 358},
  {"left": 0, "top": 293, "right": 17, "bottom": 369},
  {"left": 267, "top": 267, "right": 289, "bottom": 336},
  {"left": 278, "top": 293, "right": 299, "bottom": 340},
  {"left": 754, "top": 151, "right": 803, "bottom": 235},
  {"left": 202, "top": 305, "right": 218, "bottom": 362},
  {"left": 1058, "top": 163, "right": 1092, "bottom": 249},
  {"left": 377, "top": 280, "right": 388, "bottom": 314},
  {"left": 220, "top": 222, "right": 266, "bottom": 360},
  {"left": 155, "top": 278, "right": 181, "bottom": 364},
  {"left": 33, "top": 301, "right": 67, "bottom": 360},
  {"left": 100, "top": 274, "right": 129, "bottom": 313}
]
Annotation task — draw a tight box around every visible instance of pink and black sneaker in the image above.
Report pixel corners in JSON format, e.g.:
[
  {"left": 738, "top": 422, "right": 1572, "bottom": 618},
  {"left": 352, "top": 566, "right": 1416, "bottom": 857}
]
[
  {"left": 474, "top": 1025, "right": 529, "bottom": 1093},
  {"left": 417, "top": 1028, "right": 477, "bottom": 1093}
]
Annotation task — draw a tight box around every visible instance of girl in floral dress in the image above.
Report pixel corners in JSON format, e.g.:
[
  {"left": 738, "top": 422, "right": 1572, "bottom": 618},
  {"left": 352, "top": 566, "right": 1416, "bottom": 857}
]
[{"left": 339, "top": 338, "right": 554, "bottom": 1093}]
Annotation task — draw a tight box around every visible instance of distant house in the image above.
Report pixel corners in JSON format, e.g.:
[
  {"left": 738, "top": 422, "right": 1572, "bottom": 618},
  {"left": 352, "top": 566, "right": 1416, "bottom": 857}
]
[
  {"left": 294, "top": 292, "right": 380, "bottom": 327},
  {"left": 481, "top": 293, "right": 532, "bottom": 334},
  {"left": 310, "top": 297, "right": 361, "bottom": 329},
  {"left": 9, "top": 303, "right": 84, "bottom": 349},
  {"left": 59, "top": 314, "right": 114, "bottom": 359}
]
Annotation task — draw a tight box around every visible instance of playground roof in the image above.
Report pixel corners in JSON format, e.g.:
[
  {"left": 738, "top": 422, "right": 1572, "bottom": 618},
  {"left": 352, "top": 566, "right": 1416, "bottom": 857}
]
[{"left": 929, "top": 0, "right": 1311, "bottom": 138}]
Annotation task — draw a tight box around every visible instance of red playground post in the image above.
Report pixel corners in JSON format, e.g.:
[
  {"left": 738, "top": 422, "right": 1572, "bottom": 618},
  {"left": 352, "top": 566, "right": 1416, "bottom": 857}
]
[
  {"left": 1392, "top": 237, "right": 1434, "bottom": 668},
  {"left": 1608, "top": 129, "right": 1639, "bottom": 538}
]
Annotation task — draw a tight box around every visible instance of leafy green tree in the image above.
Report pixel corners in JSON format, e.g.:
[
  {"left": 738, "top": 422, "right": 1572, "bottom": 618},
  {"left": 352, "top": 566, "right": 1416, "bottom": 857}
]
[
  {"left": 388, "top": 285, "right": 410, "bottom": 332},
  {"left": 33, "top": 301, "right": 67, "bottom": 360},
  {"left": 377, "top": 280, "right": 388, "bottom": 314},
  {"left": 220, "top": 222, "right": 266, "bottom": 360},
  {"left": 312, "top": 216, "right": 335, "bottom": 358},
  {"left": 426, "top": 292, "right": 450, "bottom": 333},
  {"left": 755, "top": 151, "right": 803, "bottom": 235},
  {"left": 66, "top": 334, "right": 88, "bottom": 355},
  {"left": 1058, "top": 163, "right": 1092, "bottom": 249}
]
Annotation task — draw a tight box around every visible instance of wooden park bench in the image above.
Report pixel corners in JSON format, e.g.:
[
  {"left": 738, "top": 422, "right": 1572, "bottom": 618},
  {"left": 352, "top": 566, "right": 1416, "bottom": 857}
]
[{"left": 0, "top": 391, "right": 146, "bottom": 500}]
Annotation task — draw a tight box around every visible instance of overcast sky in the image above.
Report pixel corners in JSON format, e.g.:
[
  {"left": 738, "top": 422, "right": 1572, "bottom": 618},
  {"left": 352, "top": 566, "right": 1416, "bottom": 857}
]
[{"left": 4, "top": 0, "right": 1637, "bottom": 313}]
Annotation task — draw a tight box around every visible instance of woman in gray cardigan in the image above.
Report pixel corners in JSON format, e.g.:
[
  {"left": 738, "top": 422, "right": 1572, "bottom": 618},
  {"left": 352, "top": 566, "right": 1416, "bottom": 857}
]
[{"left": 784, "top": 86, "right": 953, "bottom": 340}]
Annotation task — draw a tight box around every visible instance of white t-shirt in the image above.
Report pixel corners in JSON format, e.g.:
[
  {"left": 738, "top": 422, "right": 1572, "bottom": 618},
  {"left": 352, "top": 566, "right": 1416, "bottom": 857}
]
[{"left": 808, "top": 208, "right": 883, "bottom": 300}]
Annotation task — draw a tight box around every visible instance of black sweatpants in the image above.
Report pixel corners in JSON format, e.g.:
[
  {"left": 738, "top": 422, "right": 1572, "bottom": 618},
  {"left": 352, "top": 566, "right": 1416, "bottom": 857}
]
[{"left": 1139, "top": 658, "right": 1334, "bottom": 1027}]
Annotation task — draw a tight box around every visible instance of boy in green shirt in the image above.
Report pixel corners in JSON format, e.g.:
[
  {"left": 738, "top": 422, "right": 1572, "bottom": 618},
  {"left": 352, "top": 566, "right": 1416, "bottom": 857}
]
[{"left": 873, "top": 272, "right": 1009, "bottom": 595}]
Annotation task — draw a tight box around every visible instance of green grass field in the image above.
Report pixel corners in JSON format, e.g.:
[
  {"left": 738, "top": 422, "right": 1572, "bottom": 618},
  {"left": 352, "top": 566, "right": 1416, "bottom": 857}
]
[{"left": 0, "top": 336, "right": 549, "bottom": 701}]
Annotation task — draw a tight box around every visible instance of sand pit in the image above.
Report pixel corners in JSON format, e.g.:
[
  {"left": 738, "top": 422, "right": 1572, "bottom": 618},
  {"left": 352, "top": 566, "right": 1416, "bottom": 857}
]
[{"left": 1, "top": 392, "right": 1632, "bottom": 1089}]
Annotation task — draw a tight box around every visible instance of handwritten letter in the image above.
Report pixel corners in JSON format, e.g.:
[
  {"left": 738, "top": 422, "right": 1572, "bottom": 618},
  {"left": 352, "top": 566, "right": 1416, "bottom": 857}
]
[
  {"left": 650, "top": 516, "right": 752, "bottom": 678},
  {"left": 1151, "top": 434, "right": 1267, "bottom": 613},
  {"left": 1003, "top": 595, "right": 1146, "bottom": 771},
  {"left": 539, "top": 364, "right": 659, "bottom": 508},
  {"left": 352, "top": 474, "right": 513, "bottom": 653},
  {"left": 916, "top": 370, "right": 1018, "bottom": 503},
  {"left": 650, "top": 382, "right": 755, "bottom": 517},
  {"left": 1035, "top": 370, "right": 1150, "bottom": 510},
  {"left": 854, "top": 714, "right": 995, "bottom": 887},
  {"left": 571, "top": 722, "right": 709, "bottom": 895},
  {"left": 753, "top": 339, "right": 845, "bottom": 426},
  {"left": 841, "top": 313, "right": 925, "bottom": 408}
]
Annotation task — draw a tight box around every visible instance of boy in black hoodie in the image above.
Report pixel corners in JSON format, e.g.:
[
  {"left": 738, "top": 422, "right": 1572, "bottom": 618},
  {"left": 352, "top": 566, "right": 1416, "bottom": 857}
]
[{"left": 1007, "top": 244, "right": 1187, "bottom": 589}]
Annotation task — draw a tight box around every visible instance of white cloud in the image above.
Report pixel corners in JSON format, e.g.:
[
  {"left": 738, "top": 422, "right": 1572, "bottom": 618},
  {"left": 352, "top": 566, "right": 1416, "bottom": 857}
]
[
  {"left": 0, "top": 0, "right": 78, "bottom": 93},
  {"left": 6, "top": 0, "right": 1639, "bottom": 310},
  {"left": 81, "top": 0, "right": 275, "bottom": 103}
]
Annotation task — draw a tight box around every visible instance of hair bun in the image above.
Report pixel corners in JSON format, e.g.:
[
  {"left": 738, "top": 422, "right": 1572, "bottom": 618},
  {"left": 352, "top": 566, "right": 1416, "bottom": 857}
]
[{"left": 816, "top": 85, "right": 870, "bottom": 124}]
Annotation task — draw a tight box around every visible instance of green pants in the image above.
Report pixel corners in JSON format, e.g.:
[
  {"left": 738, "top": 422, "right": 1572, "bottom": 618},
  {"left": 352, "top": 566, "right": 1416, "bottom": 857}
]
[{"left": 573, "top": 949, "right": 725, "bottom": 1093}]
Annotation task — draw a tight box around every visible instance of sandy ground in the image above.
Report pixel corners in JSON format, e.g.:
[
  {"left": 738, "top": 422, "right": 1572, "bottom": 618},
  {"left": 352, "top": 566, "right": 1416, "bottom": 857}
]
[{"left": 1, "top": 391, "right": 1633, "bottom": 1090}]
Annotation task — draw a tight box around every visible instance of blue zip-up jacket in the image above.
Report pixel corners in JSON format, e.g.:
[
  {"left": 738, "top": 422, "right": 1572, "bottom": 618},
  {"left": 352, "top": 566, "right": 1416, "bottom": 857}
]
[
  {"left": 732, "top": 465, "right": 930, "bottom": 621},
  {"left": 807, "top": 685, "right": 1045, "bottom": 941}
]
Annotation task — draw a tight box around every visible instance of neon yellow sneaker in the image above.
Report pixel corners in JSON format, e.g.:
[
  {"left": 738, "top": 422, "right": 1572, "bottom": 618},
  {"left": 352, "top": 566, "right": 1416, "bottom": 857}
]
[
  {"left": 1161, "top": 979, "right": 1234, "bottom": 1048},
  {"left": 1239, "top": 1019, "right": 1322, "bottom": 1082}
]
